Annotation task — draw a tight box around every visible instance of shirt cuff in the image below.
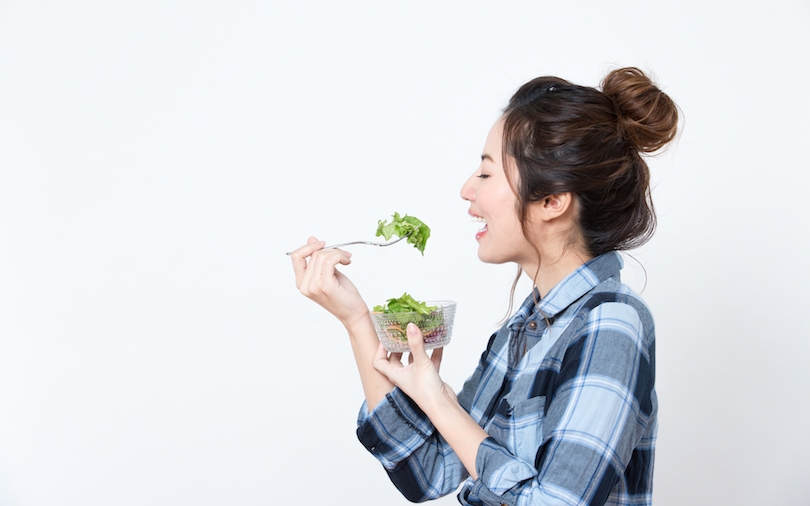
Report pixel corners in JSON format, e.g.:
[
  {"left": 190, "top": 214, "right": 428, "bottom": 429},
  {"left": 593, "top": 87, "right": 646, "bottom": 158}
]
[
  {"left": 474, "top": 436, "right": 536, "bottom": 496},
  {"left": 356, "top": 388, "right": 435, "bottom": 469}
]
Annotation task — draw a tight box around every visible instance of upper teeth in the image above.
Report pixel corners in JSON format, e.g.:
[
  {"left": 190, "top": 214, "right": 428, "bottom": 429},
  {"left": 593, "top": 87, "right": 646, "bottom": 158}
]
[{"left": 471, "top": 215, "right": 485, "bottom": 224}]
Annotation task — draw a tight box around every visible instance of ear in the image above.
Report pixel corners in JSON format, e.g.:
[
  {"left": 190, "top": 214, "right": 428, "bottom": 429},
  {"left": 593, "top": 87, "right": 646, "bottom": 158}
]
[{"left": 537, "top": 192, "right": 574, "bottom": 221}]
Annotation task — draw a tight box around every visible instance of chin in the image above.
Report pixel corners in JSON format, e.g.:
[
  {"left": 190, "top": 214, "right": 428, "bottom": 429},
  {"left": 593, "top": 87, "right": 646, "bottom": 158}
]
[{"left": 476, "top": 249, "right": 509, "bottom": 265}]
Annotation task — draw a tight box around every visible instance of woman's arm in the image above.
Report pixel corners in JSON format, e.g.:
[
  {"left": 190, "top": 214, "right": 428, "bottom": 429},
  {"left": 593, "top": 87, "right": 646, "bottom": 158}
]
[
  {"left": 289, "top": 236, "right": 393, "bottom": 409},
  {"left": 355, "top": 328, "right": 507, "bottom": 502},
  {"left": 373, "top": 323, "right": 489, "bottom": 480},
  {"left": 373, "top": 300, "right": 656, "bottom": 506}
]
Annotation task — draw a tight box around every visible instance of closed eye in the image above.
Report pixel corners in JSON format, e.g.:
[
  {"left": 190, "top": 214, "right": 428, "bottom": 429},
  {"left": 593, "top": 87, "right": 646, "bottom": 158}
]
[{"left": 477, "top": 173, "right": 490, "bottom": 179}]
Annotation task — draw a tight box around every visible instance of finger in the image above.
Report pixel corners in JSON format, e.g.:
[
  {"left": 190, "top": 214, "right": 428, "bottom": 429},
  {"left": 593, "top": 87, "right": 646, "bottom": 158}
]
[
  {"left": 290, "top": 237, "right": 326, "bottom": 287},
  {"left": 373, "top": 342, "right": 394, "bottom": 375},
  {"left": 301, "top": 248, "right": 352, "bottom": 295},
  {"left": 307, "top": 247, "right": 349, "bottom": 281},
  {"left": 405, "top": 323, "right": 427, "bottom": 362},
  {"left": 430, "top": 346, "right": 444, "bottom": 373},
  {"left": 373, "top": 340, "right": 387, "bottom": 358},
  {"left": 292, "top": 236, "right": 324, "bottom": 256}
]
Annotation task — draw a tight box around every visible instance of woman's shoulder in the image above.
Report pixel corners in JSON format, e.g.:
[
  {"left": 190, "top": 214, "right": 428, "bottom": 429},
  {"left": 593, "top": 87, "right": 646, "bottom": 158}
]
[{"left": 567, "top": 278, "right": 655, "bottom": 345}]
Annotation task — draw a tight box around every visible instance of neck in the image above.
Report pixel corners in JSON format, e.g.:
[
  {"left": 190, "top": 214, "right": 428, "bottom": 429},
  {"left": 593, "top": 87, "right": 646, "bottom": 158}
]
[{"left": 522, "top": 246, "right": 592, "bottom": 298}]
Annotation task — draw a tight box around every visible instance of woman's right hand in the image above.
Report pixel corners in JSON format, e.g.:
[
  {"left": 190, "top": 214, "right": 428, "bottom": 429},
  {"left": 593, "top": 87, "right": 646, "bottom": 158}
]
[{"left": 290, "top": 236, "right": 370, "bottom": 328}]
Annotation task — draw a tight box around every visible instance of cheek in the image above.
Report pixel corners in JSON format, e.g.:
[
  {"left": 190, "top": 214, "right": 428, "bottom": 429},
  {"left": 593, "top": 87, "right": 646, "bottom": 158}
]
[{"left": 494, "top": 191, "right": 519, "bottom": 223}]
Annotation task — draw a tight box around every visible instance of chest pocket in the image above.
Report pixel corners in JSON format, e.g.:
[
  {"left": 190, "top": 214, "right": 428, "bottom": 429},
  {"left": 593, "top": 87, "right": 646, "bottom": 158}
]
[{"left": 484, "top": 395, "right": 546, "bottom": 463}]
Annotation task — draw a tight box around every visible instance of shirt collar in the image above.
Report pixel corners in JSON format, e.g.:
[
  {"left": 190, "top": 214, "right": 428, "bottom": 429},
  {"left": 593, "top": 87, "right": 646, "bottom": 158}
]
[{"left": 507, "top": 251, "right": 624, "bottom": 330}]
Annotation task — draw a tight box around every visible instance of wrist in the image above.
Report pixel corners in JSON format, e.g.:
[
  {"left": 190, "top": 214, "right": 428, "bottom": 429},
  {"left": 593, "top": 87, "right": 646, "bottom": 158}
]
[
  {"left": 421, "top": 388, "right": 461, "bottom": 420},
  {"left": 341, "top": 308, "right": 372, "bottom": 334}
]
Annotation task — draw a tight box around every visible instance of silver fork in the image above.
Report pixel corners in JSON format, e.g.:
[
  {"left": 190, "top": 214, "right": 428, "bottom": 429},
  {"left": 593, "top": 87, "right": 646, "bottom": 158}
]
[{"left": 285, "top": 234, "right": 409, "bottom": 255}]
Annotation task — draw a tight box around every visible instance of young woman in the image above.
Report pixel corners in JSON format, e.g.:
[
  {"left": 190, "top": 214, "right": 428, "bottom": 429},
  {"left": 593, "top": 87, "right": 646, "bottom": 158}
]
[{"left": 290, "top": 67, "right": 678, "bottom": 506}]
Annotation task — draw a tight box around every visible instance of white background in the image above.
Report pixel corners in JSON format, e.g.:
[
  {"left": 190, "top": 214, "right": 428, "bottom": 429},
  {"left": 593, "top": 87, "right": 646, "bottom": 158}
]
[{"left": 1, "top": 1, "right": 809, "bottom": 505}]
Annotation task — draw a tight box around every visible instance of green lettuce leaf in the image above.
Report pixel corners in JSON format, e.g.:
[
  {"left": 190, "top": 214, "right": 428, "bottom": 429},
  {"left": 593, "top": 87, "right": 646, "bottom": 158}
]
[
  {"left": 373, "top": 292, "right": 437, "bottom": 314},
  {"left": 372, "top": 293, "right": 444, "bottom": 342},
  {"left": 375, "top": 212, "right": 431, "bottom": 255}
]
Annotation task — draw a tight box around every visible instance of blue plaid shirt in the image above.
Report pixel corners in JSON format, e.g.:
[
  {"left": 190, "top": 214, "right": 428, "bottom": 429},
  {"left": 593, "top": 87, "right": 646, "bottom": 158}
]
[{"left": 357, "top": 252, "right": 657, "bottom": 506}]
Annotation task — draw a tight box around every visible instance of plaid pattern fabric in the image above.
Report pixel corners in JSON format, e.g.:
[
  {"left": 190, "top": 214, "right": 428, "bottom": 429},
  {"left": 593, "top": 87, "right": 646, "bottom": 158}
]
[{"left": 357, "top": 252, "right": 657, "bottom": 506}]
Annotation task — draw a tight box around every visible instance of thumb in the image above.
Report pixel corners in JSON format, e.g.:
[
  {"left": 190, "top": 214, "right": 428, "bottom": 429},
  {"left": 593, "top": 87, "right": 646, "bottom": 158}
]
[{"left": 406, "top": 322, "right": 426, "bottom": 358}]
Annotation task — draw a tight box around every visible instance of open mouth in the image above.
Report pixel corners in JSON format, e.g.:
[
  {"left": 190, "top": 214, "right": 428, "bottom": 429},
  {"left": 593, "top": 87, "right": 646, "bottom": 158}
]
[{"left": 470, "top": 213, "right": 487, "bottom": 239}]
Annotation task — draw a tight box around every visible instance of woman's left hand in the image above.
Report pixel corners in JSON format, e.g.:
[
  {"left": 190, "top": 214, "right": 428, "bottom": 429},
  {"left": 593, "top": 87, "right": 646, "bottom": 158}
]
[
  {"left": 376, "top": 324, "right": 487, "bottom": 481},
  {"left": 372, "top": 323, "right": 457, "bottom": 412}
]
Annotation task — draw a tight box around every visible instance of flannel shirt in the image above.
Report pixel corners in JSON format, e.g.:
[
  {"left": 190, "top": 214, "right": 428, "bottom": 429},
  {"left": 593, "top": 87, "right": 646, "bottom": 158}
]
[{"left": 357, "top": 251, "right": 657, "bottom": 506}]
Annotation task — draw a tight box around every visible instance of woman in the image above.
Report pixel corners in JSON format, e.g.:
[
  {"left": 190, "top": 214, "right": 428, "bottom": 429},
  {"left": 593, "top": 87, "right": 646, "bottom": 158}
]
[{"left": 290, "top": 67, "right": 678, "bottom": 505}]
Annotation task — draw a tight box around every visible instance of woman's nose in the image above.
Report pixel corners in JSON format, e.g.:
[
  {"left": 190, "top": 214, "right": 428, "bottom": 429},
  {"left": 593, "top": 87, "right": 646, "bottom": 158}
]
[{"left": 460, "top": 174, "right": 475, "bottom": 202}]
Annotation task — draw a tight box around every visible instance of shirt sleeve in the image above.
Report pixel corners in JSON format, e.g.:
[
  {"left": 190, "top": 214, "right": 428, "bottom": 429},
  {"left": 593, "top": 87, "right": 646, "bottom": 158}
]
[
  {"left": 356, "top": 387, "right": 470, "bottom": 502},
  {"left": 354, "top": 331, "right": 504, "bottom": 503},
  {"left": 467, "top": 301, "right": 656, "bottom": 506}
]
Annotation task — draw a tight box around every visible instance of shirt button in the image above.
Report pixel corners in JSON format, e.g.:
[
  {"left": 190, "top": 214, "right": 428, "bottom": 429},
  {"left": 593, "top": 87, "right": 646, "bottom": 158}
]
[{"left": 527, "top": 321, "right": 537, "bottom": 330}]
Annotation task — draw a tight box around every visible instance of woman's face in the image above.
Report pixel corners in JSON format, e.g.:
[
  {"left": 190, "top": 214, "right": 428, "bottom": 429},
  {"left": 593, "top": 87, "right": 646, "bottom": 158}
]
[{"left": 460, "top": 119, "right": 537, "bottom": 267}]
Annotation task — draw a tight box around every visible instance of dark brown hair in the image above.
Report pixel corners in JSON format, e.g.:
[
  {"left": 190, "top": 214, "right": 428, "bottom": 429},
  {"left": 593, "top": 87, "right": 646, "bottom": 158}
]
[{"left": 502, "top": 67, "right": 679, "bottom": 258}]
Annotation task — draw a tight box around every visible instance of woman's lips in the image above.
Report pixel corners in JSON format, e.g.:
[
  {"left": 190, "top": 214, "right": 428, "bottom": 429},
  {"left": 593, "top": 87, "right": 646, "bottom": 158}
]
[{"left": 469, "top": 212, "right": 487, "bottom": 240}]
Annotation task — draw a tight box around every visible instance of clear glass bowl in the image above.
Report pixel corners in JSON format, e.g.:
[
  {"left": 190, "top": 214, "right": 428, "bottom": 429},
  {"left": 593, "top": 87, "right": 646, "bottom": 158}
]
[{"left": 370, "top": 301, "right": 456, "bottom": 353}]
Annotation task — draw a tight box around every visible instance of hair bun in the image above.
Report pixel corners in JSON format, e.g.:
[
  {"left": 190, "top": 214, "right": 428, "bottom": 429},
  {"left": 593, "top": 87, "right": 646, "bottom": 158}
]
[{"left": 601, "top": 67, "right": 679, "bottom": 153}]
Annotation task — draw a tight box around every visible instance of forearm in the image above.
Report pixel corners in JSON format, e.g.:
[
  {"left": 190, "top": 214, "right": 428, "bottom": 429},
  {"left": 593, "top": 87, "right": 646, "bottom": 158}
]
[
  {"left": 357, "top": 387, "right": 471, "bottom": 502},
  {"left": 344, "top": 313, "right": 395, "bottom": 410},
  {"left": 422, "top": 392, "right": 488, "bottom": 481}
]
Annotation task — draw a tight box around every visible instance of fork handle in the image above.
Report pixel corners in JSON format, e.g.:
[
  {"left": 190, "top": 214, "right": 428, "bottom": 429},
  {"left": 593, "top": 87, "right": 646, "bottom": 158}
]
[
  {"left": 327, "top": 235, "right": 409, "bottom": 249},
  {"left": 321, "top": 240, "right": 367, "bottom": 249},
  {"left": 285, "top": 235, "right": 407, "bottom": 255}
]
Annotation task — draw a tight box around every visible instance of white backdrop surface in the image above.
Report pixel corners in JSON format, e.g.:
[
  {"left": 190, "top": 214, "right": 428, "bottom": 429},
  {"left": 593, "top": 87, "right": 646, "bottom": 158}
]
[{"left": 1, "top": 1, "right": 809, "bottom": 505}]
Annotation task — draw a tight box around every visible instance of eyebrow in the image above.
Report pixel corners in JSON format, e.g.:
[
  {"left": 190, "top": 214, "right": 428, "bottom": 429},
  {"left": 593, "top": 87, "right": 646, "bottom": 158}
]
[{"left": 481, "top": 154, "right": 494, "bottom": 162}]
